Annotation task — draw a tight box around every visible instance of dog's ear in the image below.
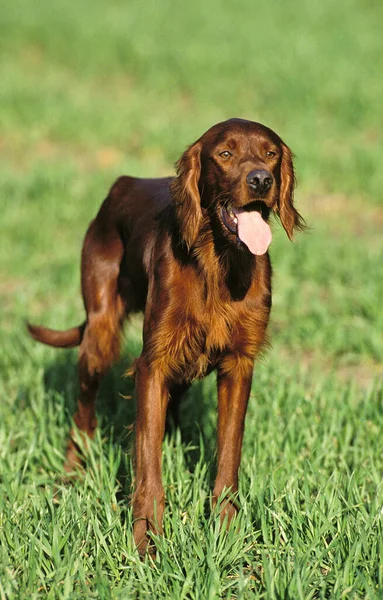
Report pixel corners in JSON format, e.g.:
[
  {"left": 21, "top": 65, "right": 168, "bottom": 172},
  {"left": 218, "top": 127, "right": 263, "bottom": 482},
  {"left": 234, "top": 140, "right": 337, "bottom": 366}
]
[
  {"left": 277, "top": 143, "right": 306, "bottom": 240},
  {"left": 171, "top": 141, "right": 202, "bottom": 251}
]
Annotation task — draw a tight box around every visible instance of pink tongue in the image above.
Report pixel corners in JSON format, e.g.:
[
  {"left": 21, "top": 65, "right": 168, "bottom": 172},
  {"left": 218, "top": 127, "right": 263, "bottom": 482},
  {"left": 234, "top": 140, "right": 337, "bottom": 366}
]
[{"left": 234, "top": 208, "right": 272, "bottom": 255}]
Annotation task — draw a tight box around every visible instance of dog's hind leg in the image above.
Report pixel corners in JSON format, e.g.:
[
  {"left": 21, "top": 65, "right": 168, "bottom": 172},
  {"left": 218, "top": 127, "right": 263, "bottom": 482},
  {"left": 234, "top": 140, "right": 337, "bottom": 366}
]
[
  {"left": 65, "top": 220, "right": 126, "bottom": 472},
  {"left": 165, "top": 382, "right": 190, "bottom": 434}
]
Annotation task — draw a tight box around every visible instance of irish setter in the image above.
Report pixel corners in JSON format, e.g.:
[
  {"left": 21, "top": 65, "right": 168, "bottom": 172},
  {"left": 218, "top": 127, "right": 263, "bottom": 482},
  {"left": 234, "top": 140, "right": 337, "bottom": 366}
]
[{"left": 28, "top": 118, "right": 304, "bottom": 555}]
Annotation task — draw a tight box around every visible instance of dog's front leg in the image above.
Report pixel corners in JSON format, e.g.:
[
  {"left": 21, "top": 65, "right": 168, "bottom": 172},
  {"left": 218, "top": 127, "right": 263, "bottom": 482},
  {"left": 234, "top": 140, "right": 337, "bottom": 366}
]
[
  {"left": 132, "top": 356, "right": 169, "bottom": 556},
  {"left": 213, "top": 357, "right": 253, "bottom": 525}
]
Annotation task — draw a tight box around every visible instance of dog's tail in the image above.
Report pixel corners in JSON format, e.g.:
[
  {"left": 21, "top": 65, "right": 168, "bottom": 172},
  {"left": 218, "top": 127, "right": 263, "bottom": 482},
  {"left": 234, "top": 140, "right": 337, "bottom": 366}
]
[{"left": 27, "top": 322, "right": 86, "bottom": 348}]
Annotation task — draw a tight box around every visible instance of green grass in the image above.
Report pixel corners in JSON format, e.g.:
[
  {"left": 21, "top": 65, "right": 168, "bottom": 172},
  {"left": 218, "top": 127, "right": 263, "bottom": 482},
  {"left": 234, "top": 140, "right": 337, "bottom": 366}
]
[{"left": 1, "top": 0, "right": 383, "bottom": 597}]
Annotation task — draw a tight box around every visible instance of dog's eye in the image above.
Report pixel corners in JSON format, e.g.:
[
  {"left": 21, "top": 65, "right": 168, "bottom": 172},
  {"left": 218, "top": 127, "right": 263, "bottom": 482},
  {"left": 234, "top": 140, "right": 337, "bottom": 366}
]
[
  {"left": 219, "top": 151, "right": 232, "bottom": 159},
  {"left": 266, "top": 151, "right": 276, "bottom": 158}
]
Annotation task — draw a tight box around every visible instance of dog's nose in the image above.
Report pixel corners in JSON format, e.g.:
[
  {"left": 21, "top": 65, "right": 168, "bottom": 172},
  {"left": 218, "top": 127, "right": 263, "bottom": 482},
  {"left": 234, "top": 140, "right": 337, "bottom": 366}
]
[{"left": 246, "top": 170, "right": 273, "bottom": 194}]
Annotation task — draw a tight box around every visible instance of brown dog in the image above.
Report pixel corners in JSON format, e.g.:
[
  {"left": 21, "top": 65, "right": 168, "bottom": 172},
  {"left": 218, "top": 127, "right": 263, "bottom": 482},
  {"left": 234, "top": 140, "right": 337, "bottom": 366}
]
[{"left": 28, "top": 118, "right": 304, "bottom": 554}]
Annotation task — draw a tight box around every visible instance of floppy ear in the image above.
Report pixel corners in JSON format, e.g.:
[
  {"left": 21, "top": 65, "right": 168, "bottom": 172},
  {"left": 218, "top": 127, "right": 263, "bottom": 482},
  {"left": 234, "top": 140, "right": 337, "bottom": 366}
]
[
  {"left": 277, "top": 143, "right": 306, "bottom": 240},
  {"left": 170, "top": 142, "right": 202, "bottom": 251}
]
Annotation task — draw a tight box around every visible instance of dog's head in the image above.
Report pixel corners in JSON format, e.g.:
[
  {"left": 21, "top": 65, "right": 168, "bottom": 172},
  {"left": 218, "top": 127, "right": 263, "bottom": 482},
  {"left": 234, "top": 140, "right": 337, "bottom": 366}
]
[{"left": 171, "top": 118, "right": 305, "bottom": 254}]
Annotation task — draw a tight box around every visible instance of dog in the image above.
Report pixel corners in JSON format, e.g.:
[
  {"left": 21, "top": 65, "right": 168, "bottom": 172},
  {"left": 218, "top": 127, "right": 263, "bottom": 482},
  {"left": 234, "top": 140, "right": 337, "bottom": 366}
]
[{"left": 28, "top": 118, "right": 305, "bottom": 554}]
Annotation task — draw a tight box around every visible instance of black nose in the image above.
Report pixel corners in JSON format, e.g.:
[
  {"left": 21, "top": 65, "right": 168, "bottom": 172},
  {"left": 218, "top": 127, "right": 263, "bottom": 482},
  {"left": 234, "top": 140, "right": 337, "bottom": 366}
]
[{"left": 246, "top": 170, "right": 273, "bottom": 194}]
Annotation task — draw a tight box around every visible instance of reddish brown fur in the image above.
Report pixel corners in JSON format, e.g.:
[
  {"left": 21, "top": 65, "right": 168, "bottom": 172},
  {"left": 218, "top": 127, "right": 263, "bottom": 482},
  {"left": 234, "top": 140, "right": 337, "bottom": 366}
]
[{"left": 28, "top": 118, "right": 304, "bottom": 555}]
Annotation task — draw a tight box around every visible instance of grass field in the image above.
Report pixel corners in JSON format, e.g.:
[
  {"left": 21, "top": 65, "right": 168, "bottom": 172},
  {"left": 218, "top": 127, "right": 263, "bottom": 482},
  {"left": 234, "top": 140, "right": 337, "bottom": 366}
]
[{"left": 1, "top": 0, "right": 383, "bottom": 597}]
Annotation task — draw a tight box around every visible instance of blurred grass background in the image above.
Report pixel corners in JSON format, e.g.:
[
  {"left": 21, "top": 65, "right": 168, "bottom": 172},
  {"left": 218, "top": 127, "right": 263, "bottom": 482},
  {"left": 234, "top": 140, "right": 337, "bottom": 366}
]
[{"left": 1, "top": 0, "right": 382, "bottom": 597}]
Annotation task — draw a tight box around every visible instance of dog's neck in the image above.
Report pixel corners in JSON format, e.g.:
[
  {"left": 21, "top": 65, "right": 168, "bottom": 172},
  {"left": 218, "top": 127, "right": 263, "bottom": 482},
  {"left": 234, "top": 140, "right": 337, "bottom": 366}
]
[
  {"left": 192, "top": 215, "right": 256, "bottom": 301},
  {"left": 223, "top": 245, "right": 255, "bottom": 301},
  {"left": 164, "top": 204, "right": 256, "bottom": 301}
]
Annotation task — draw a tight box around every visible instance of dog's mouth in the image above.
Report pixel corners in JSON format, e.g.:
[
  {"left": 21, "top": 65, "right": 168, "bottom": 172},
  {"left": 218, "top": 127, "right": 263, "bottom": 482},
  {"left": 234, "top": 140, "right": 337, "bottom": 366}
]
[
  {"left": 220, "top": 201, "right": 272, "bottom": 256},
  {"left": 221, "top": 205, "right": 239, "bottom": 235}
]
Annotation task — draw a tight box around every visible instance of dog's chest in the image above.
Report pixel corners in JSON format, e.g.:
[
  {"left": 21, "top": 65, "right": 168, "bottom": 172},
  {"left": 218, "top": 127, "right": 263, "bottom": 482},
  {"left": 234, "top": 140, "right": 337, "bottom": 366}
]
[{"left": 149, "top": 292, "right": 237, "bottom": 382}]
